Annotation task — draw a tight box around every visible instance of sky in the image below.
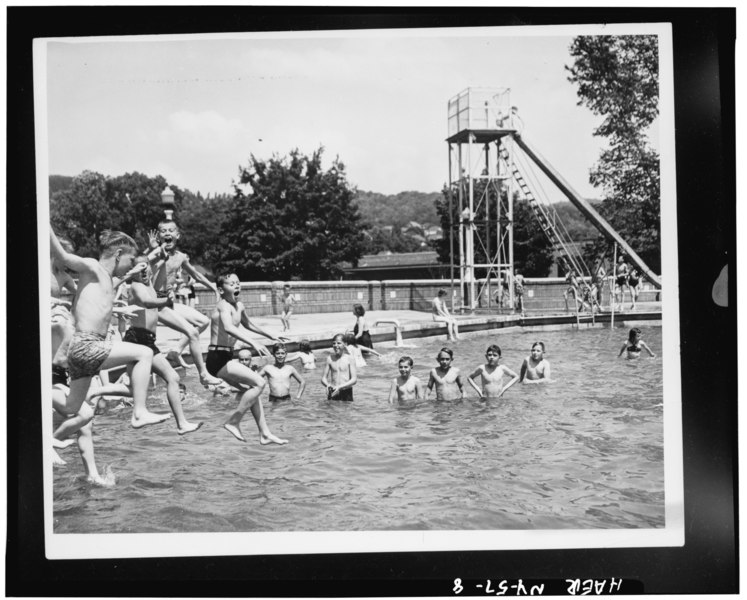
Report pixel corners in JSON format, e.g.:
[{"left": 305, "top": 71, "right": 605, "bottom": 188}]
[{"left": 41, "top": 25, "right": 661, "bottom": 199}]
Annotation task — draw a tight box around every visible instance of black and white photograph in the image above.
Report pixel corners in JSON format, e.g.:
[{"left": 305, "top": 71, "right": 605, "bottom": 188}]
[{"left": 7, "top": 6, "right": 737, "bottom": 596}]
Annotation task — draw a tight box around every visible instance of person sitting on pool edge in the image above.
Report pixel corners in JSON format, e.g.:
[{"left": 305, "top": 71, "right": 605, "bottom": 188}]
[
  {"left": 258, "top": 342, "right": 306, "bottom": 403},
  {"left": 519, "top": 341, "right": 551, "bottom": 382},
  {"left": 207, "top": 272, "right": 287, "bottom": 444},
  {"left": 321, "top": 334, "right": 357, "bottom": 401},
  {"left": 432, "top": 289, "right": 461, "bottom": 342}
]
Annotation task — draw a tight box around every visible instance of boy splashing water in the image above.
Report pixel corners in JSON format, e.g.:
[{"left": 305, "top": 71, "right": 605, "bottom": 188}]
[
  {"left": 208, "top": 273, "right": 287, "bottom": 444},
  {"left": 50, "top": 229, "right": 171, "bottom": 442},
  {"left": 148, "top": 220, "right": 222, "bottom": 386}
]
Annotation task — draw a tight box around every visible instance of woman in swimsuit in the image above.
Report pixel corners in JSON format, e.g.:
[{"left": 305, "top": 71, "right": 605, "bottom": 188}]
[
  {"left": 628, "top": 269, "right": 641, "bottom": 310},
  {"left": 618, "top": 327, "right": 656, "bottom": 359}
]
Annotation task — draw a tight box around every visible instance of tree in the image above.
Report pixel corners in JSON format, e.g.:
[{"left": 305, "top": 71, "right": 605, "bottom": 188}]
[
  {"left": 215, "top": 147, "right": 365, "bottom": 280},
  {"left": 566, "top": 35, "right": 661, "bottom": 273}
]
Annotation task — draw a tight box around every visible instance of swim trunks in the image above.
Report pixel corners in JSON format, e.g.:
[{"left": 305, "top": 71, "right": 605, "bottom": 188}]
[
  {"left": 67, "top": 331, "right": 113, "bottom": 381},
  {"left": 327, "top": 386, "right": 354, "bottom": 401},
  {"left": 52, "top": 364, "right": 69, "bottom": 387},
  {"left": 616, "top": 276, "right": 628, "bottom": 287},
  {"left": 353, "top": 323, "right": 374, "bottom": 349},
  {"left": 269, "top": 394, "right": 291, "bottom": 402},
  {"left": 206, "top": 347, "right": 233, "bottom": 377},
  {"left": 628, "top": 275, "right": 640, "bottom": 286},
  {"left": 124, "top": 326, "right": 160, "bottom": 355}
]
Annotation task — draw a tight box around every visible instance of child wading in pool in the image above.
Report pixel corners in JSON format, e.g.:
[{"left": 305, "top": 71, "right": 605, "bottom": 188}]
[
  {"left": 258, "top": 343, "right": 306, "bottom": 402},
  {"left": 388, "top": 356, "right": 424, "bottom": 404},
  {"left": 50, "top": 228, "right": 171, "bottom": 445},
  {"left": 519, "top": 341, "right": 552, "bottom": 382},
  {"left": 147, "top": 220, "right": 222, "bottom": 386},
  {"left": 467, "top": 345, "right": 519, "bottom": 399},
  {"left": 321, "top": 334, "right": 358, "bottom": 401},
  {"left": 208, "top": 273, "right": 287, "bottom": 444},
  {"left": 618, "top": 327, "right": 656, "bottom": 360},
  {"left": 426, "top": 347, "right": 464, "bottom": 401}
]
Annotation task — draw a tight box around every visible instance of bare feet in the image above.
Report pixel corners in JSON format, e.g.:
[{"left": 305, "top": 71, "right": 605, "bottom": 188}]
[
  {"left": 87, "top": 465, "right": 116, "bottom": 487},
  {"left": 177, "top": 421, "right": 203, "bottom": 435},
  {"left": 223, "top": 423, "right": 246, "bottom": 442},
  {"left": 260, "top": 431, "right": 288, "bottom": 445},
  {"left": 52, "top": 437, "right": 75, "bottom": 449},
  {"left": 52, "top": 450, "right": 66, "bottom": 466},
  {"left": 131, "top": 411, "right": 172, "bottom": 429},
  {"left": 200, "top": 372, "right": 223, "bottom": 387}
]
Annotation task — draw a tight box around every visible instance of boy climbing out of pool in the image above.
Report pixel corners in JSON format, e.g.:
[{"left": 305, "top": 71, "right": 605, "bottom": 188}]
[
  {"left": 208, "top": 273, "right": 287, "bottom": 444},
  {"left": 388, "top": 356, "right": 424, "bottom": 404},
  {"left": 426, "top": 347, "right": 464, "bottom": 401},
  {"left": 125, "top": 255, "right": 203, "bottom": 434},
  {"left": 147, "top": 220, "right": 222, "bottom": 386},
  {"left": 49, "top": 228, "right": 171, "bottom": 445},
  {"left": 519, "top": 341, "right": 552, "bottom": 382},
  {"left": 467, "top": 344, "right": 519, "bottom": 400},
  {"left": 321, "top": 334, "right": 358, "bottom": 401},
  {"left": 618, "top": 327, "right": 656, "bottom": 360},
  {"left": 280, "top": 284, "right": 294, "bottom": 331},
  {"left": 258, "top": 343, "right": 306, "bottom": 402}
]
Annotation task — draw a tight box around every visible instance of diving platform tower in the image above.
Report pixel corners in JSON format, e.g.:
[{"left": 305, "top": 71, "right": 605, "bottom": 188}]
[{"left": 446, "top": 87, "right": 517, "bottom": 311}]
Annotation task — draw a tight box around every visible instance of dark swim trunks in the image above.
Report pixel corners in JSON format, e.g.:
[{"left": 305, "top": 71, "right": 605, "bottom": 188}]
[
  {"left": 67, "top": 331, "right": 113, "bottom": 381},
  {"left": 123, "top": 327, "right": 160, "bottom": 355},
  {"left": 156, "top": 290, "right": 170, "bottom": 299},
  {"left": 206, "top": 346, "right": 233, "bottom": 377},
  {"left": 616, "top": 275, "right": 628, "bottom": 287},
  {"left": 269, "top": 394, "right": 292, "bottom": 402},
  {"left": 327, "top": 387, "right": 354, "bottom": 402},
  {"left": 628, "top": 275, "right": 640, "bottom": 286},
  {"left": 353, "top": 323, "right": 374, "bottom": 349},
  {"left": 52, "top": 364, "right": 69, "bottom": 387}
]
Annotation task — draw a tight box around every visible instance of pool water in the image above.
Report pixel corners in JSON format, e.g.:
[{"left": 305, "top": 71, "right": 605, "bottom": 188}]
[{"left": 53, "top": 326, "right": 664, "bottom": 533}]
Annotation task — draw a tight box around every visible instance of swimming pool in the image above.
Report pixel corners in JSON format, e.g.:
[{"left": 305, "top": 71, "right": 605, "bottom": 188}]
[{"left": 52, "top": 325, "right": 664, "bottom": 533}]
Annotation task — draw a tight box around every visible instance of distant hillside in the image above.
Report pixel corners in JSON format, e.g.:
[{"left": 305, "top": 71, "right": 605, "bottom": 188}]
[
  {"left": 354, "top": 190, "right": 441, "bottom": 229},
  {"left": 50, "top": 175, "right": 74, "bottom": 195}
]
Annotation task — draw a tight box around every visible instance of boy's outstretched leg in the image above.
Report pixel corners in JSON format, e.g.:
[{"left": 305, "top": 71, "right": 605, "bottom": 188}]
[
  {"left": 152, "top": 355, "right": 202, "bottom": 435},
  {"left": 247, "top": 393, "right": 288, "bottom": 445},
  {"left": 223, "top": 388, "right": 262, "bottom": 442},
  {"left": 158, "top": 306, "right": 221, "bottom": 386},
  {"left": 75, "top": 403, "right": 115, "bottom": 487}
]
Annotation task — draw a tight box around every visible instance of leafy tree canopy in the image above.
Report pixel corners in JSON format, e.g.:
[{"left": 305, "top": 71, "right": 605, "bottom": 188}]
[{"left": 214, "top": 147, "right": 365, "bottom": 280}]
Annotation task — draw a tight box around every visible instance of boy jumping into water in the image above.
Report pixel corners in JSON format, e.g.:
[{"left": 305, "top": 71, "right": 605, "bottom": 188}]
[
  {"left": 50, "top": 228, "right": 171, "bottom": 442},
  {"left": 126, "top": 255, "right": 203, "bottom": 434},
  {"left": 147, "top": 220, "right": 222, "bottom": 386},
  {"left": 208, "top": 273, "right": 287, "bottom": 444},
  {"left": 258, "top": 343, "right": 306, "bottom": 402}
]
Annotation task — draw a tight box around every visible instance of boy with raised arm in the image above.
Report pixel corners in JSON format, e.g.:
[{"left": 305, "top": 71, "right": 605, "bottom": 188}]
[
  {"left": 147, "top": 220, "right": 222, "bottom": 386},
  {"left": 50, "top": 228, "right": 171, "bottom": 444},
  {"left": 126, "top": 255, "right": 203, "bottom": 434},
  {"left": 208, "top": 273, "right": 287, "bottom": 444},
  {"left": 258, "top": 343, "right": 306, "bottom": 402}
]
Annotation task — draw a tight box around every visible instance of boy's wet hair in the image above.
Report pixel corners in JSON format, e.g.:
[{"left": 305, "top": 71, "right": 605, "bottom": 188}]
[
  {"left": 99, "top": 230, "right": 138, "bottom": 257},
  {"left": 628, "top": 327, "right": 642, "bottom": 341},
  {"left": 237, "top": 348, "right": 252, "bottom": 359},
  {"left": 271, "top": 342, "right": 286, "bottom": 355},
  {"left": 158, "top": 219, "right": 180, "bottom": 231},
  {"left": 532, "top": 341, "right": 546, "bottom": 352},
  {"left": 437, "top": 347, "right": 454, "bottom": 359},
  {"left": 398, "top": 356, "right": 414, "bottom": 367},
  {"left": 353, "top": 303, "right": 365, "bottom": 316},
  {"left": 486, "top": 344, "right": 502, "bottom": 356},
  {"left": 332, "top": 333, "right": 345, "bottom": 343},
  {"left": 299, "top": 339, "right": 312, "bottom": 353},
  {"left": 216, "top": 273, "right": 236, "bottom": 288}
]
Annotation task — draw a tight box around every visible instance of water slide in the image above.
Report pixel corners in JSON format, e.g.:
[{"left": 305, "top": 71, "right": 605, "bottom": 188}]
[{"left": 513, "top": 134, "right": 662, "bottom": 288}]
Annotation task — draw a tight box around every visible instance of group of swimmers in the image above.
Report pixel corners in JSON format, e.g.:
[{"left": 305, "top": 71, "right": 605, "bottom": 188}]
[
  {"left": 561, "top": 255, "right": 645, "bottom": 314},
  {"left": 49, "top": 217, "right": 656, "bottom": 486}
]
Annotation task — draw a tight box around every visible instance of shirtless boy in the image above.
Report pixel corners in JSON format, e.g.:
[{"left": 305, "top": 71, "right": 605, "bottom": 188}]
[
  {"left": 467, "top": 345, "right": 519, "bottom": 400},
  {"left": 388, "top": 356, "right": 424, "bottom": 404},
  {"left": 280, "top": 285, "right": 294, "bottom": 332},
  {"left": 432, "top": 289, "right": 460, "bottom": 341},
  {"left": 321, "top": 334, "right": 358, "bottom": 401},
  {"left": 426, "top": 347, "right": 464, "bottom": 401},
  {"left": 126, "top": 256, "right": 202, "bottom": 434},
  {"left": 519, "top": 341, "right": 552, "bottom": 382},
  {"left": 148, "top": 220, "right": 221, "bottom": 385},
  {"left": 258, "top": 343, "right": 306, "bottom": 402},
  {"left": 208, "top": 273, "right": 287, "bottom": 444},
  {"left": 50, "top": 228, "right": 170, "bottom": 444}
]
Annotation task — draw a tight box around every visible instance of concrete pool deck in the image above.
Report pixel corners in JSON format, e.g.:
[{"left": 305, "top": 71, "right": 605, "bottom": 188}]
[{"left": 154, "top": 302, "right": 663, "bottom": 357}]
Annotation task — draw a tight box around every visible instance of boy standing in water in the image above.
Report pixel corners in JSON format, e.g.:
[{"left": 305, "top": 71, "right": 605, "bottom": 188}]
[
  {"left": 126, "top": 256, "right": 203, "bottom": 435},
  {"left": 388, "top": 356, "right": 424, "bottom": 404},
  {"left": 258, "top": 343, "right": 306, "bottom": 402},
  {"left": 208, "top": 273, "right": 287, "bottom": 444},
  {"left": 147, "top": 220, "right": 222, "bottom": 386},
  {"left": 467, "top": 345, "right": 519, "bottom": 400},
  {"left": 50, "top": 228, "right": 171, "bottom": 443},
  {"left": 321, "top": 334, "right": 357, "bottom": 401}
]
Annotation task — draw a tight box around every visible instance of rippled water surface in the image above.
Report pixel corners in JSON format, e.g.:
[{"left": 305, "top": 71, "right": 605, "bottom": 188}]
[{"left": 53, "top": 326, "right": 665, "bottom": 533}]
